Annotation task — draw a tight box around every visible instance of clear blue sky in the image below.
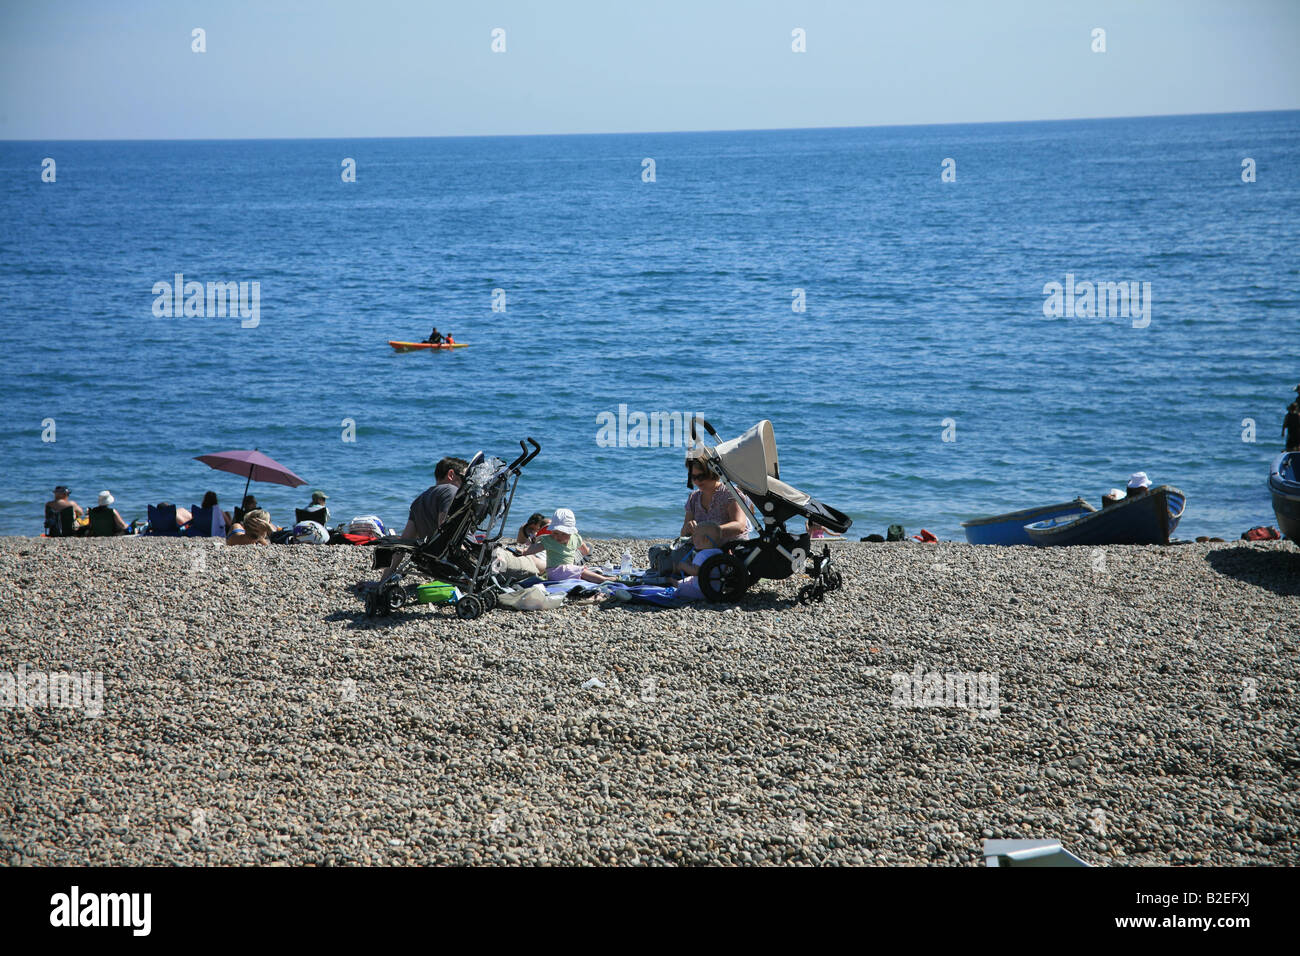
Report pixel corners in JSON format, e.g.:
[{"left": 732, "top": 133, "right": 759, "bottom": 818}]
[{"left": 2, "top": 0, "right": 1297, "bottom": 139}]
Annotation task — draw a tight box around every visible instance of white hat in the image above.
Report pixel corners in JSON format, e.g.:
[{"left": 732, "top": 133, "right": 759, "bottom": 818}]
[
  {"left": 1105, "top": 488, "right": 1125, "bottom": 499},
  {"left": 550, "top": 507, "right": 578, "bottom": 535},
  {"left": 98, "top": 491, "right": 115, "bottom": 506},
  {"left": 1127, "top": 472, "right": 1151, "bottom": 490}
]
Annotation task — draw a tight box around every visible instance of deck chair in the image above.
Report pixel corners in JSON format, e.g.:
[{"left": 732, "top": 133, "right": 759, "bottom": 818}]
[
  {"left": 147, "top": 504, "right": 182, "bottom": 536},
  {"left": 45, "top": 505, "right": 76, "bottom": 537},
  {"left": 983, "top": 839, "right": 1090, "bottom": 867},
  {"left": 296, "top": 506, "right": 330, "bottom": 526},
  {"left": 185, "top": 504, "right": 225, "bottom": 537},
  {"left": 87, "top": 506, "right": 122, "bottom": 536}
]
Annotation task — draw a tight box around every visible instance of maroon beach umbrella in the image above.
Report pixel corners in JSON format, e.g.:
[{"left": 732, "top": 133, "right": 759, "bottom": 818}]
[{"left": 193, "top": 449, "right": 308, "bottom": 501}]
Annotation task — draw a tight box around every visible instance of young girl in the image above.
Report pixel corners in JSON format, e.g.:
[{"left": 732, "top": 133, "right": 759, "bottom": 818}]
[{"left": 521, "top": 508, "right": 615, "bottom": 584}]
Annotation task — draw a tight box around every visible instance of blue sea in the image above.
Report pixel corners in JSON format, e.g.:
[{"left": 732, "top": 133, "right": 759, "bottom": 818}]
[{"left": 2, "top": 112, "right": 1297, "bottom": 540}]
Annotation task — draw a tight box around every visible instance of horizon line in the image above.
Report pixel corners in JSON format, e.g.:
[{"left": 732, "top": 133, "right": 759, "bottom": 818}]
[{"left": 3, "top": 107, "right": 1296, "bottom": 144}]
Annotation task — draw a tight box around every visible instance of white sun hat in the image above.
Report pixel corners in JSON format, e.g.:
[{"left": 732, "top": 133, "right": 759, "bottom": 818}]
[
  {"left": 1127, "top": 472, "right": 1151, "bottom": 490},
  {"left": 98, "top": 491, "right": 115, "bottom": 506},
  {"left": 550, "top": 507, "right": 578, "bottom": 534}
]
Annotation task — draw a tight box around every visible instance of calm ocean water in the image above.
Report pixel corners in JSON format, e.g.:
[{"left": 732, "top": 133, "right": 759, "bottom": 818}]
[{"left": 1, "top": 112, "right": 1297, "bottom": 539}]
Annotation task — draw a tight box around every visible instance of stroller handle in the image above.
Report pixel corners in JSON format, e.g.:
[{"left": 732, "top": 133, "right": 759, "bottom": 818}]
[
  {"left": 689, "top": 418, "right": 720, "bottom": 443},
  {"left": 508, "top": 437, "right": 541, "bottom": 472}
]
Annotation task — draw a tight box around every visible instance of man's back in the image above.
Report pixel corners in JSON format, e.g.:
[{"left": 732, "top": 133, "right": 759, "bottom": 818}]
[{"left": 408, "top": 482, "right": 457, "bottom": 539}]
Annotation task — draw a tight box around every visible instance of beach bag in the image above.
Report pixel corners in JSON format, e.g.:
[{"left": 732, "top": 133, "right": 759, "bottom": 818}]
[
  {"left": 497, "top": 584, "right": 564, "bottom": 612},
  {"left": 348, "top": 515, "right": 387, "bottom": 537},
  {"left": 1241, "top": 526, "right": 1281, "bottom": 541},
  {"left": 415, "top": 581, "right": 460, "bottom": 604},
  {"left": 886, "top": 524, "right": 906, "bottom": 541},
  {"left": 648, "top": 539, "right": 694, "bottom": 576},
  {"left": 290, "top": 520, "right": 329, "bottom": 544}
]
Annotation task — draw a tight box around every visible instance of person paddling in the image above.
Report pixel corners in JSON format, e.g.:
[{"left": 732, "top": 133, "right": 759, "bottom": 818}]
[{"left": 426, "top": 327, "right": 445, "bottom": 344}]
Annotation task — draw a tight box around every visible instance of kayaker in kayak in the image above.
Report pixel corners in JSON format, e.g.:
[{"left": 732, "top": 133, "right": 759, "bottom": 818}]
[{"left": 426, "top": 327, "right": 445, "bottom": 344}]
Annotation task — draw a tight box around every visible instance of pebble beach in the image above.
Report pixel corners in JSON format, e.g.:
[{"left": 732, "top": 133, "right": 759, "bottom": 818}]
[{"left": 1, "top": 536, "right": 1296, "bottom": 867}]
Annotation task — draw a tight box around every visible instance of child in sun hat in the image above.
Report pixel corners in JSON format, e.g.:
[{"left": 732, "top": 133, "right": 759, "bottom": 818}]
[{"left": 520, "top": 508, "right": 616, "bottom": 584}]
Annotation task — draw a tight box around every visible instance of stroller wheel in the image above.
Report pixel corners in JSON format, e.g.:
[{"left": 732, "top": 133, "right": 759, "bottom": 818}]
[
  {"left": 826, "top": 571, "right": 844, "bottom": 591},
  {"left": 455, "top": 595, "right": 483, "bottom": 620},
  {"left": 797, "top": 584, "right": 817, "bottom": 606},
  {"left": 385, "top": 587, "right": 407, "bottom": 612},
  {"left": 479, "top": 590, "right": 498, "bottom": 611},
  {"left": 363, "top": 592, "right": 379, "bottom": 617},
  {"left": 698, "top": 553, "right": 747, "bottom": 604}
]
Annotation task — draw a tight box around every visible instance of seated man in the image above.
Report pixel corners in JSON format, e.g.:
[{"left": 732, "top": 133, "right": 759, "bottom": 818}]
[
  {"left": 425, "top": 326, "right": 445, "bottom": 344},
  {"left": 378, "top": 456, "right": 467, "bottom": 581},
  {"left": 299, "top": 490, "right": 331, "bottom": 526},
  {"left": 1125, "top": 472, "right": 1151, "bottom": 497},
  {"left": 45, "top": 485, "right": 83, "bottom": 535}
]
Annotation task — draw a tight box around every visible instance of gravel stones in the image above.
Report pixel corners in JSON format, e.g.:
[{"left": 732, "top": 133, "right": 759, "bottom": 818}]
[{"left": 0, "top": 535, "right": 1296, "bottom": 866}]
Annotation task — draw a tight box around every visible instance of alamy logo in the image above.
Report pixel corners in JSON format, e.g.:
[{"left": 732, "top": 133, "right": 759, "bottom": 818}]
[
  {"left": 152, "top": 273, "right": 260, "bottom": 328},
  {"left": 1, "top": 664, "right": 104, "bottom": 717},
  {"left": 595, "top": 405, "right": 705, "bottom": 448},
  {"left": 1042, "top": 273, "right": 1150, "bottom": 328},
  {"left": 50, "top": 886, "right": 151, "bottom": 936},
  {"left": 890, "top": 663, "right": 1000, "bottom": 718}
]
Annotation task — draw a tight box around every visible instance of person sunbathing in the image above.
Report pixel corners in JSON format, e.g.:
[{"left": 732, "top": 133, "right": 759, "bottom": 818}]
[{"left": 226, "top": 509, "right": 273, "bottom": 546}]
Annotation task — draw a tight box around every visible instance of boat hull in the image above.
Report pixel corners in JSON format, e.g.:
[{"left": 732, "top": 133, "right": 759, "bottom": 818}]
[
  {"left": 389, "top": 341, "right": 469, "bottom": 352},
  {"left": 1269, "top": 453, "right": 1300, "bottom": 540},
  {"left": 962, "top": 498, "right": 1097, "bottom": 545},
  {"left": 1025, "top": 485, "right": 1185, "bottom": 546}
]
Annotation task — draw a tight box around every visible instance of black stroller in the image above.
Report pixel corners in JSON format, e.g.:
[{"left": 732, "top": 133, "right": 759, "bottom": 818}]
[
  {"left": 687, "top": 419, "right": 852, "bottom": 604},
  {"left": 363, "top": 438, "right": 541, "bottom": 620}
]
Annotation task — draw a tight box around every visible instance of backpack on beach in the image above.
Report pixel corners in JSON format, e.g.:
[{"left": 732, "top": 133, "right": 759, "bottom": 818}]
[
  {"left": 348, "top": 515, "right": 387, "bottom": 538},
  {"left": 886, "top": 524, "right": 906, "bottom": 542},
  {"left": 648, "top": 539, "right": 694, "bottom": 576}
]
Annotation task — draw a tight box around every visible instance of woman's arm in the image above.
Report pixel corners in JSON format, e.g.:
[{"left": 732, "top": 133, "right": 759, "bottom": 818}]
[
  {"left": 717, "top": 498, "right": 749, "bottom": 542},
  {"left": 520, "top": 541, "right": 545, "bottom": 556}
]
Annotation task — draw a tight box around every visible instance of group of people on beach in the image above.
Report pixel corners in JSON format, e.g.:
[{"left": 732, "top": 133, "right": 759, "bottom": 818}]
[
  {"left": 377, "top": 447, "right": 757, "bottom": 596},
  {"left": 42, "top": 485, "right": 331, "bottom": 546}
]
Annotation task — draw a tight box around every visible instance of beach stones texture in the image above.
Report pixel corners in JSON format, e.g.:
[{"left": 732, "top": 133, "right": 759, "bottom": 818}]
[{"left": 0, "top": 536, "right": 1296, "bottom": 866}]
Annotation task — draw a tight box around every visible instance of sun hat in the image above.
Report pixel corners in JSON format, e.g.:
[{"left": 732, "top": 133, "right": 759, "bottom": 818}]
[
  {"left": 97, "top": 491, "right": 115, "bottom": 506},
  {"left": 1127, "top": 472, "right": 1151, "bottom": 490},
  {"left": 550, "top": 507, "right": 578, "bottom": 535},
  {"left": 311, "top": 490, "right": 328, "bottom": 502},
  {"left": 1105, "top": 488, "right": 1125, "bottom": 499}
]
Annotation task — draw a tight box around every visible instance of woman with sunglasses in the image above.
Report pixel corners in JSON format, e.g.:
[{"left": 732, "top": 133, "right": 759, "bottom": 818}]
[{"left": 681, "top": 455, "right": 752, "bottom": 544}]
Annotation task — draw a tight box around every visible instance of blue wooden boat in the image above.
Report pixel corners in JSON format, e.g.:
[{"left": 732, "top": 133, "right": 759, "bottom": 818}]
[
  {"left": 962, "top": 498, "right": 1096, "bottom": 545},
  {"left": 1269, "top": 452, "right": 1300, "bottom": 540},
  {"left": 1025, "top": 485, "right": 1186, "bottom": 546}
]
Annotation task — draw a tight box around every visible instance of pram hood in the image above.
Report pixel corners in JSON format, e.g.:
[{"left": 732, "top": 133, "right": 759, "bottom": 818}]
[{"left": 704, "top": 420, "right": 810, "bottom": 506}]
